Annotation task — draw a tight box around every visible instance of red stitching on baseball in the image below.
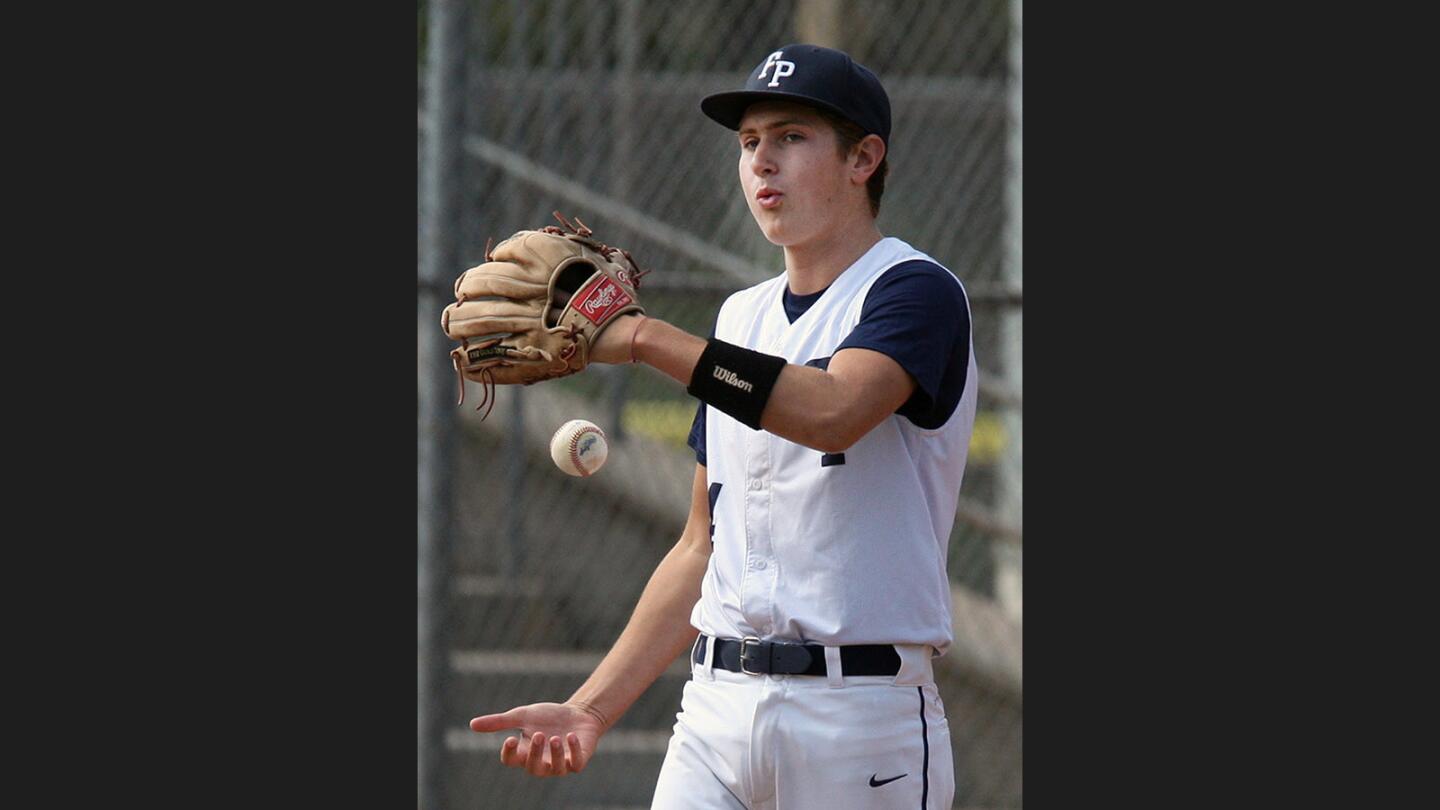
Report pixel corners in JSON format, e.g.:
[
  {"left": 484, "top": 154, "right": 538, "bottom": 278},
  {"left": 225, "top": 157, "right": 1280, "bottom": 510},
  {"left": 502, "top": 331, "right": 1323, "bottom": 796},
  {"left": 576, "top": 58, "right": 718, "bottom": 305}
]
[{"left": 568, "top": 424, "right": 604, "bottom": 477}]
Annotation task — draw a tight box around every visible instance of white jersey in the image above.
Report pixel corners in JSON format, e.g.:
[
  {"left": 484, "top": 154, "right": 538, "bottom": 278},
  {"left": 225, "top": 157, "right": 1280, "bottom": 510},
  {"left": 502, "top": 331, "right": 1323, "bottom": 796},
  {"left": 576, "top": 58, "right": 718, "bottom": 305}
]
[{"left": 691, "top": 237, "right": 977, "bottom": 655}]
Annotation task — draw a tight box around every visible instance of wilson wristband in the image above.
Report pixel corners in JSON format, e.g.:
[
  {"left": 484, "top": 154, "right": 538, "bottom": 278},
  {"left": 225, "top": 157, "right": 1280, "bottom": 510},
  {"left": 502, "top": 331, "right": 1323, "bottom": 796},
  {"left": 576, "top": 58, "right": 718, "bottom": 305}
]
[{"left": 686, "top": 339, "right": 788, "bottom": 430}]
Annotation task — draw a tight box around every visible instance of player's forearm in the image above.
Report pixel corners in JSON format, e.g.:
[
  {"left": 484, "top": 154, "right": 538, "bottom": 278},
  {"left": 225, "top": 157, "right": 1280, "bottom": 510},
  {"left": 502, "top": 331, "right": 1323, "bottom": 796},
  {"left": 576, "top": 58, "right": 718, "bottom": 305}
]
[
  {"left": 629, "top": 316, "right": 708, "bottom": 385},
  {"left": 566, "top": 535, "right": 710, "bottom": 730}
]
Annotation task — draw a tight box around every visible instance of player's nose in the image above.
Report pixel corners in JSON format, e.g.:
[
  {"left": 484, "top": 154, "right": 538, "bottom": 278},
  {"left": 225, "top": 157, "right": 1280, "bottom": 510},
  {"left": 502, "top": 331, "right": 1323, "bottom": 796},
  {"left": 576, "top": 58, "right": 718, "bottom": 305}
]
[{"left": 748, "top": 144, "right": 777, "bottom": 177}]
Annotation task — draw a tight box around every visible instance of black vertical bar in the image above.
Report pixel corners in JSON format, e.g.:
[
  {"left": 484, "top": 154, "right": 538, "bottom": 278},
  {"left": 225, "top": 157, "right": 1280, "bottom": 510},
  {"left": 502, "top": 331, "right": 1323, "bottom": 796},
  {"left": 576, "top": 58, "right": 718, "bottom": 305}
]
[{"left": 918, "top": 686, "right": 930, "bottom": 808}]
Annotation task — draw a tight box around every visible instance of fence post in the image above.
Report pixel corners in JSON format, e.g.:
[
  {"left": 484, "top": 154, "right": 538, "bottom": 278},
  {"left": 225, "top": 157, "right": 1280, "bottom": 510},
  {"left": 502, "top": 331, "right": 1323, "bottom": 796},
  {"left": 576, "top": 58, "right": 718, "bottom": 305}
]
[
  {"left": 419, "top": 0, "right": 467, "bottom": 806},
  {"left": 997, "top": 0, "right": 1024, "bottom": 625}
]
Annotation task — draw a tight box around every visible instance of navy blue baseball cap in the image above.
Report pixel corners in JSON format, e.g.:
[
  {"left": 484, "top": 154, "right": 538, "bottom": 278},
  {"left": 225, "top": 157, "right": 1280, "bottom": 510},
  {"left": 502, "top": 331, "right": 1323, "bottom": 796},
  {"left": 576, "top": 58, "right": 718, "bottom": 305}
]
[{"left": 701, "top": 44, "right": 891, "bottom": 145}]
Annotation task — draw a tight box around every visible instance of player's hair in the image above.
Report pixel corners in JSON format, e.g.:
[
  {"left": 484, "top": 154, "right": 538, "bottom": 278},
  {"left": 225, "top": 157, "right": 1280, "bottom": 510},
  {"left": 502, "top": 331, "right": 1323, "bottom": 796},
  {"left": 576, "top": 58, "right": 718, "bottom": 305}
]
[{"left": 816, "top": 109, "right": 889, "bottom": 217}]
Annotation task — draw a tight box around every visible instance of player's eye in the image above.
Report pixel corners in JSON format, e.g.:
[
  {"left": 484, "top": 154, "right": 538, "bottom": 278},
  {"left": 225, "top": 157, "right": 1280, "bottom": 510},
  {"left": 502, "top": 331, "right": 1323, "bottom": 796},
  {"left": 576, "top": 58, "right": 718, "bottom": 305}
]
[
  {"left": 741, "top": 138, "right": 758, "bottom": 150},
  {"left": 783, "top": 132, "right": 804, "bottom": 143}
]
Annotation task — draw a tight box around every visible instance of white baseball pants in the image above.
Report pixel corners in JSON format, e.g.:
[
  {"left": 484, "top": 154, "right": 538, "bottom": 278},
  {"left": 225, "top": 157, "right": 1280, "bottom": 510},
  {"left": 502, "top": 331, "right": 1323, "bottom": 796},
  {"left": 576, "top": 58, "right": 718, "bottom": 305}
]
[{"left": 649, "top": 637, "right": 955, "bottom": 810}]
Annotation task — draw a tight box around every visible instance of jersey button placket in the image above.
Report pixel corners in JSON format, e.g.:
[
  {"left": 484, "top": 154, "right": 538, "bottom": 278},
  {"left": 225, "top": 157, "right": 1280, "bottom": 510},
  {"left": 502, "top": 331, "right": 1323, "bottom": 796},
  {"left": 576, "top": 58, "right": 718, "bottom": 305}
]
[{"left": 741, "top": 432, "right": 772, "bottom": 632}]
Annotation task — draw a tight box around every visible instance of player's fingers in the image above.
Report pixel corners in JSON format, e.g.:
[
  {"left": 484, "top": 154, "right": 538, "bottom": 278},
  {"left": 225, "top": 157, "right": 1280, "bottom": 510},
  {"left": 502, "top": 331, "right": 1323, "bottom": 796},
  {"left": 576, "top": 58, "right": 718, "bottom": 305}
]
[
  {"left": 525, "top": 731, "right": 548, "bottom": 777},
  {"left": 565, "top": 732, "right": 587, "bottom": 773},
  {"left": 471, "top": 709, "right": 524, "bottom": 733},
  {"left": 499, "top": 736, "right": 521, "bottom": 767},
  {"left": 548, "top": 736, "right": 566, "bottom": 776}
]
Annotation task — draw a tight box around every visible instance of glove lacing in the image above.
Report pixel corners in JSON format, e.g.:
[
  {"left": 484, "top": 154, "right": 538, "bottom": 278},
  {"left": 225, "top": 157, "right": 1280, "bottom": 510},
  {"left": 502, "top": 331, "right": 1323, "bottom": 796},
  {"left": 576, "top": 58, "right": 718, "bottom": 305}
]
[
  {"left": 452, "top": 343, "right": 499, "bottom": 421},
  {"left": 544, "top": 211, "right": 652, "bottom": 288}
]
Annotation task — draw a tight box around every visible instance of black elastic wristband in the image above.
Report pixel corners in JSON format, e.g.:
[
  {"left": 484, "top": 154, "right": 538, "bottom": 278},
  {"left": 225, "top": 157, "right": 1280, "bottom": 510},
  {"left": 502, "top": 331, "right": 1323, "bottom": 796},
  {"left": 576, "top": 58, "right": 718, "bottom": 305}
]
[{"left": 686, "top": 338, "right": 787, "bottom": 430}]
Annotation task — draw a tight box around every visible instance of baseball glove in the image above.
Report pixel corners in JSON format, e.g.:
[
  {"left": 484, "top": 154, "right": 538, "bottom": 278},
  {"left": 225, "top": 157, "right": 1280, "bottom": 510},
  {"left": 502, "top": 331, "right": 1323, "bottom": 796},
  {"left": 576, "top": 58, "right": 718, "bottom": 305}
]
[{"left": 441, "top": 212, "right": 650, "bottom": 417}]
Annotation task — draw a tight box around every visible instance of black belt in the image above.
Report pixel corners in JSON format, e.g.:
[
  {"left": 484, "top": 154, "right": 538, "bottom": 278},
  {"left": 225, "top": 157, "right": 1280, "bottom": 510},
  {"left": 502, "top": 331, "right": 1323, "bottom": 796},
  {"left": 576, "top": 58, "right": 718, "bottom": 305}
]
[{"left": 694, "top": 634, "right": 901, "bottom": 676}]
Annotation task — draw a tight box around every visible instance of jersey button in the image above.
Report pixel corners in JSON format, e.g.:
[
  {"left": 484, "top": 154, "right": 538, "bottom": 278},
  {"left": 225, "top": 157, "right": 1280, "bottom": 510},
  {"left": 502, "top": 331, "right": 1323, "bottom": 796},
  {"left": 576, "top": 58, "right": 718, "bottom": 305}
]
[
  {"left": 754, "top": 559, "right": 767, "bottom": 570},
  {"left": 749, "top": 479, "right": 763, "bottom": 490}
]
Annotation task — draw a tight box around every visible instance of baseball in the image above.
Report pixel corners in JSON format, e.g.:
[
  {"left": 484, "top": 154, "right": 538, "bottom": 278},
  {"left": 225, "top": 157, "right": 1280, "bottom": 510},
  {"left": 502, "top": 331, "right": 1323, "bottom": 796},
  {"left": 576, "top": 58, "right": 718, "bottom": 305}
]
[{"left": 549, "top": 419, "right": 608, "bottom": 477}]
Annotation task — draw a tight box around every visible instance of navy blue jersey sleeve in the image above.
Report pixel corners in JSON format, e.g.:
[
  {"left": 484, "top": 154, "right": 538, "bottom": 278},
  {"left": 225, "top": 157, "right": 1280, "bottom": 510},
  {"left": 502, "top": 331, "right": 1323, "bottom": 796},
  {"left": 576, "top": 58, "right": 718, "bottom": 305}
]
[
  {"left": 686, "top": 398, "right": 707, "bottom": 466},
  {"left": 686, "top": 315, "right": 719, "bottom": 466},
  {"left": 834, "top": 260, "right": 970, "bottom": 429}
]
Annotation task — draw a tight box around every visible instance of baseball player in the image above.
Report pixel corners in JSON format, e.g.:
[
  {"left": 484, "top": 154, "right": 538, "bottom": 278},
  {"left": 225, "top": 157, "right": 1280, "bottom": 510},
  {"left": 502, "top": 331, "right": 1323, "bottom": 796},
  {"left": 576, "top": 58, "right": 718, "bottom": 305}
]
[{"left": 469, "top": 43, "right": 977, "bottom": 809}]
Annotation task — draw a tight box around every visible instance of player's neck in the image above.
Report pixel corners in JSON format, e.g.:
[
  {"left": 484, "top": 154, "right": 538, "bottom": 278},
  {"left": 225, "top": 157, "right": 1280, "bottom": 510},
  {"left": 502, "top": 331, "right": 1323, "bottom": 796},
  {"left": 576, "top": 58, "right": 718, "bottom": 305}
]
[{"left": 782, "top": 220, "right": 884, "bottom": 296}]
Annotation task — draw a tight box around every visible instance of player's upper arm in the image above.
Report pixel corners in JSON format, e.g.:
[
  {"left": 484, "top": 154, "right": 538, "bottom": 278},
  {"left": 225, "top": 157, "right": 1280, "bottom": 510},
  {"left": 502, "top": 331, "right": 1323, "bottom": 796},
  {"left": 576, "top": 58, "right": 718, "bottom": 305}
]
[
  {"left": 820, "top": 347, "right": 917, "bottom": 449},
  {"left": 678, "top": 463, "right": 713, "bottom": 555},
  {"left": 820, "top": 261, "right": 971, "bottom": 445},
  {"left": 764, "top": 348, "right": 915, "bottom": 453}
]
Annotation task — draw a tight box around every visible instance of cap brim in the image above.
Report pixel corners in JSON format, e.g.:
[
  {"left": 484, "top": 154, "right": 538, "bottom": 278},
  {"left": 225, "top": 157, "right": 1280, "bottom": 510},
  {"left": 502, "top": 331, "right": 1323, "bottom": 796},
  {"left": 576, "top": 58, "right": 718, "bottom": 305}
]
[{"left": 700, "top": 90, "right": 857, "bottom": 132}]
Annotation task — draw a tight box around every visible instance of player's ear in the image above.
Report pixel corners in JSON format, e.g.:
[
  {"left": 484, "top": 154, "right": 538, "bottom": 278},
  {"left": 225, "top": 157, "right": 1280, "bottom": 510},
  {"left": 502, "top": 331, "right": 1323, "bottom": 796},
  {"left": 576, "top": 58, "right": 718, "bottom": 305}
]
[{"left": 850, "top": 134, "right": 886, "bottom": 185}]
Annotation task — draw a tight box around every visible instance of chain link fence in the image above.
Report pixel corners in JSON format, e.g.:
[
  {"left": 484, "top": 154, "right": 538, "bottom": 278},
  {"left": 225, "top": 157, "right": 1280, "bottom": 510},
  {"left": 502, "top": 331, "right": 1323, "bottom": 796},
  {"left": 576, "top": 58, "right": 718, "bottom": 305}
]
[{"left": 420, "top": 1, "right": 1021, "bottom": 807}]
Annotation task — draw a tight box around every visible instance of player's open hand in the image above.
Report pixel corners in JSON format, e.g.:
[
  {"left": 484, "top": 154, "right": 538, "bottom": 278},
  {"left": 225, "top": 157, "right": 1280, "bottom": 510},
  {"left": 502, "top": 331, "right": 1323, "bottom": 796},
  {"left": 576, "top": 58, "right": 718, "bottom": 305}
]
[{"left": 469, "top": 701, "right": 605, "bottom": 777}]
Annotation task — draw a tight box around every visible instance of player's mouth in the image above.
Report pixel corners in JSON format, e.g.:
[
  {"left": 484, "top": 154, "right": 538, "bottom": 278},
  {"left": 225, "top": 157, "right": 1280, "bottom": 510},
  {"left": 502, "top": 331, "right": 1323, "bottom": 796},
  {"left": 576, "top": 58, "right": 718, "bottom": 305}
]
[{"left": 756, "top": 188, "right": 783, "bottom": 209}]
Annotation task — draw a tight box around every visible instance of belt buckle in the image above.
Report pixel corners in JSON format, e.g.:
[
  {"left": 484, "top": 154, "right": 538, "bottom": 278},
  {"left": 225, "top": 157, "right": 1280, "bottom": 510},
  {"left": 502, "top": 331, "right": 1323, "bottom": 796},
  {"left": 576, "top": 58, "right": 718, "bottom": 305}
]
[{"left": 739, "top": 636, "right": 764, "bottom": 675}]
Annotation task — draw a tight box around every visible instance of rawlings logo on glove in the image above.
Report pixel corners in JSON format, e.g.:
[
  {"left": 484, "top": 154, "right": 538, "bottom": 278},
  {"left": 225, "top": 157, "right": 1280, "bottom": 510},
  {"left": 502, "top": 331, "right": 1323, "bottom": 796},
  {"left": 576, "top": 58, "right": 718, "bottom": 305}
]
[
  {"left": 574, "top": 277, "right": 633, "bottom": 322},
  {"left": 440, "top": 212, "right": 650, "bottom": 418}
]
